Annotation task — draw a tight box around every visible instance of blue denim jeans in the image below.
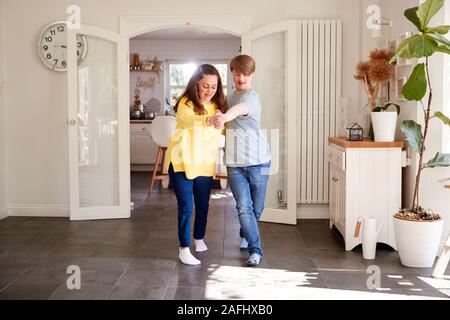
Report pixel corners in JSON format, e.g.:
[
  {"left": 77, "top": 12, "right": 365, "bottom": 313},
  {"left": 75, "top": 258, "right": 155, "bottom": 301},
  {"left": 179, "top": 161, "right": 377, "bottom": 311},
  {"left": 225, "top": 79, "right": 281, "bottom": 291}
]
[
  {"left": 168, "top": 163, "right": 213, "bottom": 247},
  {"left": 226, "top": 161, "right": 270, "bottom": 256}
]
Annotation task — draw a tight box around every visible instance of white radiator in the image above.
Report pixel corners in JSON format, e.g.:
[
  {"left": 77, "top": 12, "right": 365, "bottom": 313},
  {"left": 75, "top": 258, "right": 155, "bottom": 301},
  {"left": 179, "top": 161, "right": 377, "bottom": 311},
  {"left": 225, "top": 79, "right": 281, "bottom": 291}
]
[{"left": 298, "top": 20, "right": 342, "bottom": 204}]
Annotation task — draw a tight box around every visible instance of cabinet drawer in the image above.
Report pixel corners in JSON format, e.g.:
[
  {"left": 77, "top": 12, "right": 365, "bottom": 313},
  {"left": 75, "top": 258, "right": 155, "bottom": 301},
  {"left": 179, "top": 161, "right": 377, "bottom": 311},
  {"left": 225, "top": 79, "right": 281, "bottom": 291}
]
[
  {"left": 130, "top": 123, "right": 152, "bottom": 134},
  {"left": 328, "top": 147, "right": 345, "bottom": 171}
]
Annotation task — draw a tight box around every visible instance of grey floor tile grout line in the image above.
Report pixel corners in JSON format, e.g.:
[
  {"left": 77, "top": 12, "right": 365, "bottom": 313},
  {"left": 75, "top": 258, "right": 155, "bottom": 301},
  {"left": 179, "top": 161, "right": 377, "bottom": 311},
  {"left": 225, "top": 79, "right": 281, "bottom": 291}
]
[{"left": 105, "top": 256, "right": 136, "bottom": 300}]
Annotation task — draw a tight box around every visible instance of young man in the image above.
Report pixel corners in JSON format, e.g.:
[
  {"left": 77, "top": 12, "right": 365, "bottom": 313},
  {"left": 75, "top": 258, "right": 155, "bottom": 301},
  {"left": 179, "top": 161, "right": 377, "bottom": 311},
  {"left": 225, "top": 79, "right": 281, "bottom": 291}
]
[{"left": 213, "top": 55, "right": 271, "bottom": 267}]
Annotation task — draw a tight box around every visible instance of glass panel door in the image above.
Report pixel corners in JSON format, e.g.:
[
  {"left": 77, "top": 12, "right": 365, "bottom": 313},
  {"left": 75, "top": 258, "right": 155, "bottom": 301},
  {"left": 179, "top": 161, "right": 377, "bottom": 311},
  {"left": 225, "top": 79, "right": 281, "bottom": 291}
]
[
  {"left": 68, "top": 25, "right": 129, "bottom": 220},
  {"left": 242, "top": 21, "right": 297, "bottom": 224}
]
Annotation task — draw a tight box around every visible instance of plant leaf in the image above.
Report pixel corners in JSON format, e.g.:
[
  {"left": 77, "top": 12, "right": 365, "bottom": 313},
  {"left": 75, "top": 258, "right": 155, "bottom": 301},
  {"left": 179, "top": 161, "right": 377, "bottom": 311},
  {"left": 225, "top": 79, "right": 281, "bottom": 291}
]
[
  {"left": 423, "top": 152, "right": 450, "bottom": 168},
  {"left": 431, "top": 33, "right": 450, "bottom": 47},
  {"left": 402, "top": 63, "right": 427, "bottom": 101},
  {"left": 405, "top": 7, "right": 422, "bottom": 30},
  {"left": 434, "top": 111, "right": 450, "bottom": 126},
  {"left": 390, "top": 37, "right": 415, "bottom": 63},
  {"left": 436, "top": 46, "right": 450, "bottom": 54},
  {"left": 417, "top": 0, "right": 444, "bottom": 30},
  {"left": 372, "top": 107, "right": 382, "bottom": 112},
  {"left": 426, "top": 25, "right": 450, "bottom": 34},
  {"left": 409, "top": 34, "right": 438, "bottom": 58},
  {"left": 383, "top": 103, "right": 401, "bottom": 115},
  {"left": 400, "top": 120, "right": 423, "bottom": 153}
]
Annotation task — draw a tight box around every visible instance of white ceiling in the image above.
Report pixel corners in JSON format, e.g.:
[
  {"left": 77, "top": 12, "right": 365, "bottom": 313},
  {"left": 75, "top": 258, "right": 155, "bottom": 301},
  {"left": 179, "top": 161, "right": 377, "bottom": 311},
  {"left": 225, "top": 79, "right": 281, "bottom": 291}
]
[{"left": 132, "top": 26, "right": 240, "bottom": 40}]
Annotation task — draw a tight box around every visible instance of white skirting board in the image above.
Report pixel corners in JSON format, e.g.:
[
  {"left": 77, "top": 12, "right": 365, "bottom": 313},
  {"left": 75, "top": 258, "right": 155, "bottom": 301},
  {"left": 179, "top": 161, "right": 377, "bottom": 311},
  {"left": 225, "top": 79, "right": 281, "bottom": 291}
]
[
  {"left": 0, "top": 207, "right": 7, "bottom": 220},
  {"left": 297, "top": 204, "right": 329, "bottom": 219},
  {"left": 7, "top": 205, "right": 69, "bottom": 217}
]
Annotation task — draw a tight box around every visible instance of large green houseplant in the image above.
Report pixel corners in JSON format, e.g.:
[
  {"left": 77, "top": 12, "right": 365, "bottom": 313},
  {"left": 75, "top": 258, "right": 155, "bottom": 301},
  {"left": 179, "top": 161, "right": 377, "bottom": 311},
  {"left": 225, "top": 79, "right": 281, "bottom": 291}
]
[{"left": 390, "top": 0, "right": 450, "bottom": 267}]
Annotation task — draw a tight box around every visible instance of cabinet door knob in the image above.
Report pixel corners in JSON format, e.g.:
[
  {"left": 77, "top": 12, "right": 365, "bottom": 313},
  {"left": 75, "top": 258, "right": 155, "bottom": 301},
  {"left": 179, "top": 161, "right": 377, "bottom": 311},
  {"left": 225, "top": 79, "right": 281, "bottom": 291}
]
[{"left": 68, "top": 119, "right": 76, "bottom": 126}]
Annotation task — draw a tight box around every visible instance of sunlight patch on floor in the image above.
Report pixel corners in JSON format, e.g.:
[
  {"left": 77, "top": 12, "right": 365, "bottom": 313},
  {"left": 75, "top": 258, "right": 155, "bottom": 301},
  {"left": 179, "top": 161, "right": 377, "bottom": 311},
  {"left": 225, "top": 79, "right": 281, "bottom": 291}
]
[{"left": 201, "top": 265, "right": 449, "bottom": 300}]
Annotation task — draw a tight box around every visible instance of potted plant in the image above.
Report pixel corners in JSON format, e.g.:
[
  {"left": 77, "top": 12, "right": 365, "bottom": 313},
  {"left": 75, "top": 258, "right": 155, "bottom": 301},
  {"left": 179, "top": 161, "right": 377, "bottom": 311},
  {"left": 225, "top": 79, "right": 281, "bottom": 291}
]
[
  {"left": 371, "top": 102, "right": 401, "bottom": 142},
  {"left": 390, "top": 0, "right": 450, "bottom": 267},
  {"left": 354, "top": 49, "right": 396, "bottom": 140}
]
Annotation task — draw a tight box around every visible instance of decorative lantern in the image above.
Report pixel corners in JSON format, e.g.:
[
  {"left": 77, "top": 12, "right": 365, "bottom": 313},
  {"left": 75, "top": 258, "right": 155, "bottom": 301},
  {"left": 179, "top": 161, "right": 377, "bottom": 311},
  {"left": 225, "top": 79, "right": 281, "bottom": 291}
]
[{"left": 347, "top": 123, "right": 364, "bottom": 141}]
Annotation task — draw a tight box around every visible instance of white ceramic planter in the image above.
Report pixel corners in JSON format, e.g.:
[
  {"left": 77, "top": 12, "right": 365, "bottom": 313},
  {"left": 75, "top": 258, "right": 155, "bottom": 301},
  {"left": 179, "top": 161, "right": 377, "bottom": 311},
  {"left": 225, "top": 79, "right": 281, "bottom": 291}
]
[
  {"left": 371, "top": 111, "right": 397, "bottom": 142},
  {"left": 393, "top": 216, "right": 444, "bottom": 268}
]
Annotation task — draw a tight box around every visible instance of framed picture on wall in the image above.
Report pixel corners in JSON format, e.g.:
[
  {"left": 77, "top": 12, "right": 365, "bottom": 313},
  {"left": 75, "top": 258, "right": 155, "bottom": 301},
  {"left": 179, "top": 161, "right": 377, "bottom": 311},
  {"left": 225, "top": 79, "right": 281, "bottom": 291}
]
[{"left": 396, "top": 76, "right": 408, "bottom": 101}]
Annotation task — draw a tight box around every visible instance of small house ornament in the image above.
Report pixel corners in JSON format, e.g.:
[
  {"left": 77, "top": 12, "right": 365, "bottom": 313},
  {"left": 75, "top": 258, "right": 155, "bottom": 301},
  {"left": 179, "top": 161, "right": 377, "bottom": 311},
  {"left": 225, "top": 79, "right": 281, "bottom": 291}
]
[{"left": 347, "top": 123, "right": 364, "bottom": 141}]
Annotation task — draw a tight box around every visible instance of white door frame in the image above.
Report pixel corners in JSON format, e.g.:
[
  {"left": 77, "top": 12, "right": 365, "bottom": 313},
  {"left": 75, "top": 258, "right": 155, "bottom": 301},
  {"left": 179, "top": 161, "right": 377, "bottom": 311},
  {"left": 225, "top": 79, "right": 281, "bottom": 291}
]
[{"left": 119, "top": 15, "right": 251, "bottom": 39}]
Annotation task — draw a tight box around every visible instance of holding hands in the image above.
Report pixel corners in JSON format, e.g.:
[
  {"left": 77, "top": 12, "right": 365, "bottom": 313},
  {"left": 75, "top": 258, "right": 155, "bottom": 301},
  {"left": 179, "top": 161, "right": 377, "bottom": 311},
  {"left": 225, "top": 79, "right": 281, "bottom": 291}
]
[{"left": 208, "top": 111, "right": 229, "bottom": 129}]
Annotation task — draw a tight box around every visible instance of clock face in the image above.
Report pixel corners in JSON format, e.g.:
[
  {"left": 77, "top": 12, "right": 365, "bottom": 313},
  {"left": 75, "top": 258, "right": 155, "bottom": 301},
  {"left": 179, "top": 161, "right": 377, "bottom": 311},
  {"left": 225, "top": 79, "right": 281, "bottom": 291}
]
[{"left": 37, "top": 22, "right": 88, "bottom": 72}]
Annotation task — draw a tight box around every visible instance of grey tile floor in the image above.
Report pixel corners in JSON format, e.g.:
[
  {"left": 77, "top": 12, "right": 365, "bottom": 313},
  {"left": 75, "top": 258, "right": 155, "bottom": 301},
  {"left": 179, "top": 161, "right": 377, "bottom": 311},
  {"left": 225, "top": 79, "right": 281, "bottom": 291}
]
[{"left": 0, "top": 172, "right": 449, "bottom": 300}]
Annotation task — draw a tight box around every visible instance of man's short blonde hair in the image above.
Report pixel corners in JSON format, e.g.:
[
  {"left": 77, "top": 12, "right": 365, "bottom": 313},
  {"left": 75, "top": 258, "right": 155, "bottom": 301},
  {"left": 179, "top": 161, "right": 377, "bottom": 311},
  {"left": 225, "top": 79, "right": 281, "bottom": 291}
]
[{"left": 230, "top": 55, "right": 255, "bottom": 75}]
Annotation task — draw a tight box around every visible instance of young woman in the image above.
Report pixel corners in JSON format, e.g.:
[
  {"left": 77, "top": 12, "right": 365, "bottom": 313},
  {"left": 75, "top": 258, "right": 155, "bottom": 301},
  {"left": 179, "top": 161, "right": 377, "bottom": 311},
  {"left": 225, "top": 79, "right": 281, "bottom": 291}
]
[
  {"left": 166, "top": 64, "right": 227, "bottom": 265},
  {"left": 212, "top": 55, "right": 271, "bottom": 267}
]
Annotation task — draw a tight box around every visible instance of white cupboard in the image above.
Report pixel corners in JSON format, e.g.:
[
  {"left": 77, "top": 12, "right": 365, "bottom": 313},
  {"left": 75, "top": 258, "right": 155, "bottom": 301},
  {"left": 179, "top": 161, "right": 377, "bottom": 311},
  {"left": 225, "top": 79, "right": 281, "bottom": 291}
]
[
  {"left": 328, "top": 137, "right": 404, "bottom": 251},
  {"left": 130, "top": 122, "right": 158, "bottom": 165}
]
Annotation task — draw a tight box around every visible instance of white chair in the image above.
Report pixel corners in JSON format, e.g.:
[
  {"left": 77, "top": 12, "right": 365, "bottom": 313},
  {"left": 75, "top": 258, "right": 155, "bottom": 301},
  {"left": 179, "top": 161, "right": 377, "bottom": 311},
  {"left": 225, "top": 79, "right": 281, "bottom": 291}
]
[{"left": 148, "top": 116, "right": 176, "bottom": 193}]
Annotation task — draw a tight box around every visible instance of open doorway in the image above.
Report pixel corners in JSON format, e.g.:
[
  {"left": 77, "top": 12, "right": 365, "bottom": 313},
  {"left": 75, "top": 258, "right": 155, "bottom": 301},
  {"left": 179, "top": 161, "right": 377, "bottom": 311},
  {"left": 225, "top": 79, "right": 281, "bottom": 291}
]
[{"left": 128, "top": 26, "right": 241, "bottom": 210}]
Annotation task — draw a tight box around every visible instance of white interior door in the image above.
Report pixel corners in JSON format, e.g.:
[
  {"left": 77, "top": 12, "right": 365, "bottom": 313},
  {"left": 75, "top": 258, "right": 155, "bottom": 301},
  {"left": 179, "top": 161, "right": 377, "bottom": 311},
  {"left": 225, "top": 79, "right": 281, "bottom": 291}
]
[
  {"left": 68, "top": 24, "right": 130, "bottom": 220},
  {"left": 242, "top": 20, "right": 297, "bottom": 225}
]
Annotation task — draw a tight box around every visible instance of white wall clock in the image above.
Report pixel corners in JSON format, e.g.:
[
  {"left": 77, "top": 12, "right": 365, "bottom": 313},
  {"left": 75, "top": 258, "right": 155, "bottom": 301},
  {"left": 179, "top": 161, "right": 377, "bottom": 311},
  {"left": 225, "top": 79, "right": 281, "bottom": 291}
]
[{"left": 37, "top": 21, "right": 88, "bottom": 72}]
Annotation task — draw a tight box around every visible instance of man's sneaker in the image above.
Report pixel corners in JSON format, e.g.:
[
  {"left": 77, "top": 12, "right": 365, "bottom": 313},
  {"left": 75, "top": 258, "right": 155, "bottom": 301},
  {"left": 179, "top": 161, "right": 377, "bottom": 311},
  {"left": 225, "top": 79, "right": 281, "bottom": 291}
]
[
  {"left": 246, "top": 253, "right": 261, "bottom": 267},
  {"left": 240, "top": 237, "right": 248, "bottom": 251}
]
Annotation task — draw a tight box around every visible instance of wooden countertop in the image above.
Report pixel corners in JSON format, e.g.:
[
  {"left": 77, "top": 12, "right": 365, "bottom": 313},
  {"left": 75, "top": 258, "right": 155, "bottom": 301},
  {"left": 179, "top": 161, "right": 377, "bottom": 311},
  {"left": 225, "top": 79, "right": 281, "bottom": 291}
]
[
  {"left": 130, "top": 120, "right": 153, "bottom": 123},
  {"left": 329, "top": 137, "right": 404, "bottom": 148}
]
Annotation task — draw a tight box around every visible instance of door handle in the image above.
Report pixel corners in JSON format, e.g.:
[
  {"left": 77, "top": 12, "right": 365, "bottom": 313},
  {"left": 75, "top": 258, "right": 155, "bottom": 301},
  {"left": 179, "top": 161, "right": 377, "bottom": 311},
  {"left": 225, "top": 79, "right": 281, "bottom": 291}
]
[{"left": 67, "top": 119, "right": 77, "bottom": 126}]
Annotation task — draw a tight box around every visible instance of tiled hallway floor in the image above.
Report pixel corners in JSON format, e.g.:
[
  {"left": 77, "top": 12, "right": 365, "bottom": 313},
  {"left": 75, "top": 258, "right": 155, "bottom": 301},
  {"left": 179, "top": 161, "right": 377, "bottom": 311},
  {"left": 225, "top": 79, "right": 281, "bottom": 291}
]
[{"left": 0, "top": 172, "right": 449, "bottom": 300}]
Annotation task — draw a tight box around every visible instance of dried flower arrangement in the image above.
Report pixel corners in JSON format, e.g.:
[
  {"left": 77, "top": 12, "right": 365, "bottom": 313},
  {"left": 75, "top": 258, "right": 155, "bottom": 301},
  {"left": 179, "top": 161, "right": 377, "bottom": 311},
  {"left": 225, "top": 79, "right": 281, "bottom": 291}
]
[{"left": 354, "top": 49, "right": 394, "bottom": 110}]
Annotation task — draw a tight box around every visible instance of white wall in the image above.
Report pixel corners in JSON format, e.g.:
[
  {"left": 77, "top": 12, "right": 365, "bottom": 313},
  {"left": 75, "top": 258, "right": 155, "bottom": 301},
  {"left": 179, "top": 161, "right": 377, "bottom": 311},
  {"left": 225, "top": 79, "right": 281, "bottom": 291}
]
[
  {"left": 0, "top": 0, "right": 7, "bottom": 219},
  {"left": 129, "top": 38, "right": 240, "bottom": 112},
  {"left": 1, "top": 0, "right": 361, "bottom": 216}
]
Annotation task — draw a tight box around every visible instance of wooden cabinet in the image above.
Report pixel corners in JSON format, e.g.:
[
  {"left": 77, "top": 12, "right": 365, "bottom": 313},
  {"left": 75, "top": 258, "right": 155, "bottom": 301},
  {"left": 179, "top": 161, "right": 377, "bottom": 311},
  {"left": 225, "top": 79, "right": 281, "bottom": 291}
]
[
  {"left": 130, "top": 122, "right": 158, "bottom": 165},
  {"left": 328, "top": 138, "right": 404, "bottom": 251}
]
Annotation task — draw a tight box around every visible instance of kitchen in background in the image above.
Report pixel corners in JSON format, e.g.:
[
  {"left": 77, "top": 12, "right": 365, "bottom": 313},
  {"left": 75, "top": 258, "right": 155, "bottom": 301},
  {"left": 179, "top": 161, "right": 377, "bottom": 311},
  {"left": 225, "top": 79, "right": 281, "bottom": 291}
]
[{"left": 129, "top": 27, "right": 241, "bottom": 173}]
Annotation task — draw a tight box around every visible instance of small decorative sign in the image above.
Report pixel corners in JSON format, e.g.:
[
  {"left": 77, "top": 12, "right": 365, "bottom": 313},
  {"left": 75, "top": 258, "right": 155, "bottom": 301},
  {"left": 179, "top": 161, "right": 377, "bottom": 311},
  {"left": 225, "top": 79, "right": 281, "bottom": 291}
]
[{"left": 136, "top": 76, "right": 155, "bottom": 90}]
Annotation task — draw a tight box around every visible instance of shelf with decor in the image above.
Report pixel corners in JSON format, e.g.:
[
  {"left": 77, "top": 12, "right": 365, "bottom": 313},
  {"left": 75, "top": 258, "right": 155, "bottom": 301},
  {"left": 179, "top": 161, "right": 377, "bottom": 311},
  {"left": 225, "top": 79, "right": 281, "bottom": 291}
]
[{"left": 130, "top": 69, "right": 160, "bottom": 73}]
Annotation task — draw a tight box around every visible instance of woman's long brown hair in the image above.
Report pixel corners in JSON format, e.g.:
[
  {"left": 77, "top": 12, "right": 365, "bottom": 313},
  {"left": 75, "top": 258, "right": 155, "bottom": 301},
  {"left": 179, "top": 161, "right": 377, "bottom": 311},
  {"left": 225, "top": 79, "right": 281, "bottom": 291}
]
[{"left": 174, "top": 64, "right": 227, "bottom": 115}]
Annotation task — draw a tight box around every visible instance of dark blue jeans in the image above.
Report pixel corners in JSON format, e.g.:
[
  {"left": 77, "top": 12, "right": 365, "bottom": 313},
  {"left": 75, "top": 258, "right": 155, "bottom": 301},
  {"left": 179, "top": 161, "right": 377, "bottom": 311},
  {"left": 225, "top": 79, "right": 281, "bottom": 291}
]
[
  {"left": 168, "top": 163, "right": 213, "bottom": 248},
  {"left": 227, "top": 161, "right": 270, "bottom": 256}
]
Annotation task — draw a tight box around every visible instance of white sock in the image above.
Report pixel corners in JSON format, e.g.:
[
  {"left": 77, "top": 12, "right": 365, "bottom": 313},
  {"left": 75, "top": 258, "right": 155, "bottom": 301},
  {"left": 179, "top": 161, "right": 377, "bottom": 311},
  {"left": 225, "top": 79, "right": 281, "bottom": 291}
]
[
  {"left": 179, "top": 247, "right": 201, "bottom": 265},
  {"left": 195, "top": 239, "right": 208, "bottom": 252}
]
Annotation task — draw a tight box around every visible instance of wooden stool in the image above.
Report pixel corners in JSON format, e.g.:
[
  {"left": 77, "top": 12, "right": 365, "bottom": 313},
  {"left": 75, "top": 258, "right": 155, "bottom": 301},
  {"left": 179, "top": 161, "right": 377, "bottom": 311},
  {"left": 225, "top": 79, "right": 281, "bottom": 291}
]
[{"left": 148, "top": 146, "right": 169, "bottom": 193}]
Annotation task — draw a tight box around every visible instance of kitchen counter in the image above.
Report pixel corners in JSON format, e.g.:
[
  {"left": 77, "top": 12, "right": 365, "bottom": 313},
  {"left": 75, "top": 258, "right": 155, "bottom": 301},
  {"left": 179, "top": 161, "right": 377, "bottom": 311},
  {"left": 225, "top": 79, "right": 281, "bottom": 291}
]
[{"left": 130, "top": 120, "right": 153, "bottom": 123}]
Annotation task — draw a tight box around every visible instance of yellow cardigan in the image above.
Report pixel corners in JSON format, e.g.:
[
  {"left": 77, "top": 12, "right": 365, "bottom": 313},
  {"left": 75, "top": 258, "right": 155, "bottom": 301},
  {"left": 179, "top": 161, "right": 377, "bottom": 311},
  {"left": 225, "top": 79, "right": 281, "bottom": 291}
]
[{"left": 165, "top": 97, "right": 222, "bottom": 179}]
